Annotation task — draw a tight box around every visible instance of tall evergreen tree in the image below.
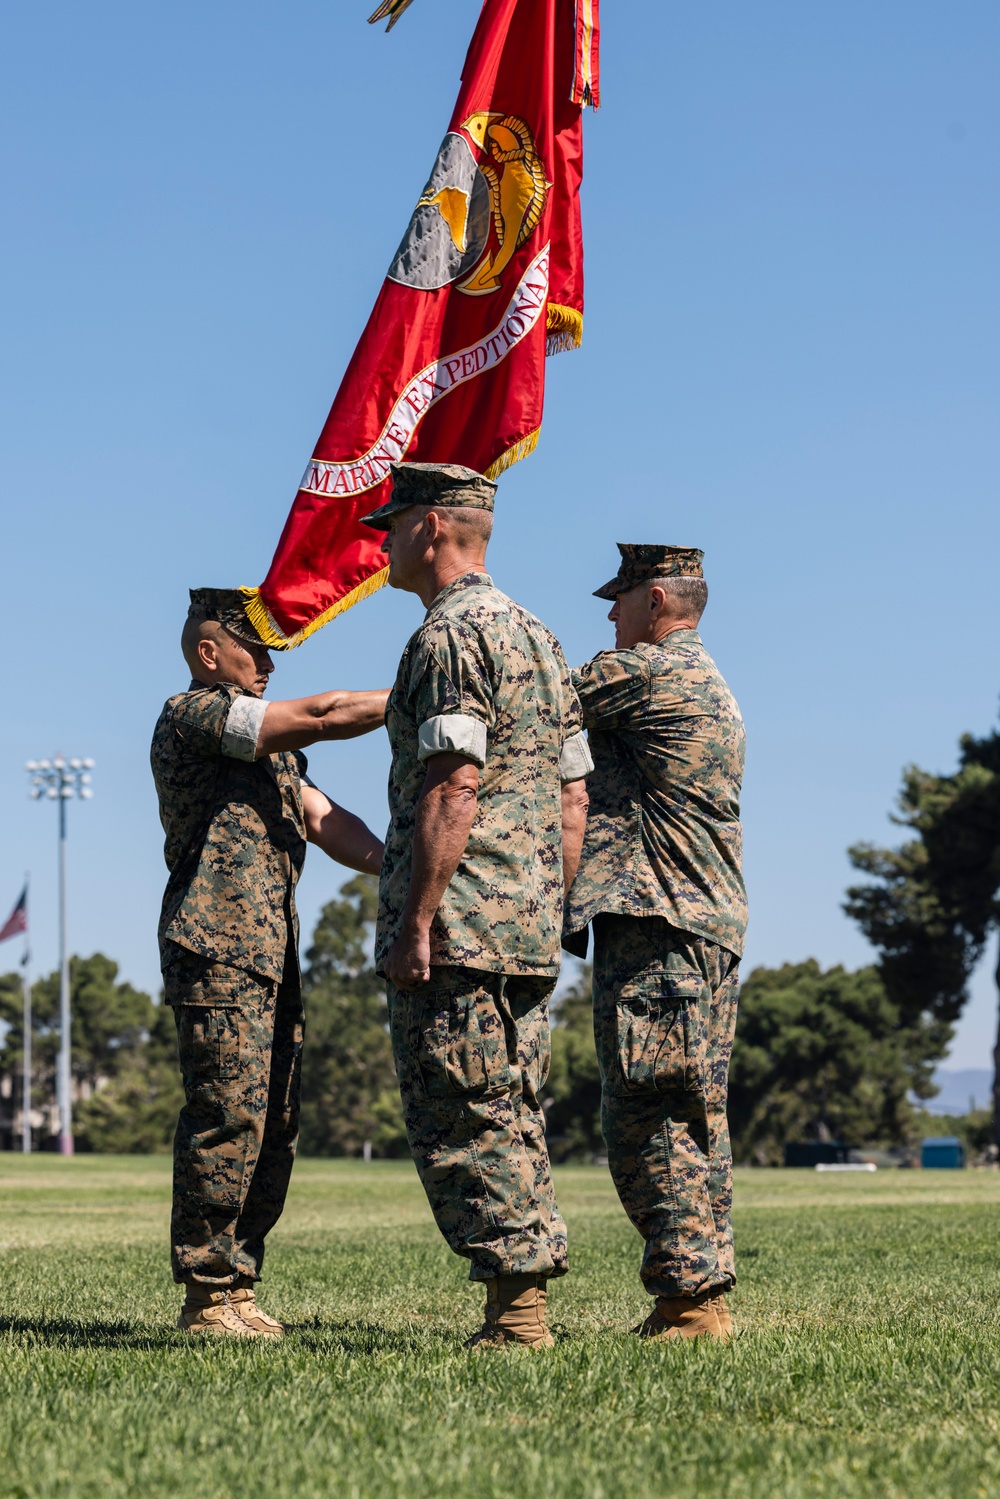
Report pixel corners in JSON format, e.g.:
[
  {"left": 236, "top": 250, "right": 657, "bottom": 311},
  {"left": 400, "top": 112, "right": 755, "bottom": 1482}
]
[
  {"left": 298, "top": 876, "right": 407, "bottom": 1157},
  {"left": 0, "top": 970, "right": 35, "bottom": 1146},
  {"left": 845, "top": 723, "right": 1000, "bottom": 1140},
  {"left": 30, "top": 953, "right": 156, "bottom": 1089},
  {"left": 729, "top": 960, "right": 937, "bottom": 1163},
  {"left": 73, "top": 1001, "right": 183, "bottom": 1153},
  {"left": 543, "top": 965, "right": 603, "bottom": 1161},
  {"left": 0, "top": 954, "right": 180, "bottom": 1151},
  {"left": 537, "top": 958, "right": 945, "bottom": 1165}
]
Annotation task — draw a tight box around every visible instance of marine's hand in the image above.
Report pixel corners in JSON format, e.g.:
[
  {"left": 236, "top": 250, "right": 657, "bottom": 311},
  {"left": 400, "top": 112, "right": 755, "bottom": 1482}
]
[{"left": 384, "top": 922, "right": 431, "bottom": 988}]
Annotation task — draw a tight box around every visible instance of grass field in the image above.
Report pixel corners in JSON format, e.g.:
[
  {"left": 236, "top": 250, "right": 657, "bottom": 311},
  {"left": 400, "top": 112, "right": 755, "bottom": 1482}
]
[{"left": 2, "top": 1159, "right": 1000, "bottom": 1499}]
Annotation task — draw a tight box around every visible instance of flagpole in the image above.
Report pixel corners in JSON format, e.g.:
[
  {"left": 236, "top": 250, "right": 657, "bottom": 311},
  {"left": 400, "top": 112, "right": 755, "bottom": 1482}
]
[
  {"left": 22, "top": 879, "right": 31, "bottom": 1155},
  {"left": 25, "top": 755, "right": 94, "bottom": 1156},
  {"left": 56, "top": 788, "right": 72, "bottom": 1155}
]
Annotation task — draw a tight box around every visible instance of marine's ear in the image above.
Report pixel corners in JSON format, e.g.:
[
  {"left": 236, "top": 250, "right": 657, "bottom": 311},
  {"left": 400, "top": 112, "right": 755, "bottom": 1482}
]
[{"left": 197, "top": 636, "right": 216, "bottom": 669}]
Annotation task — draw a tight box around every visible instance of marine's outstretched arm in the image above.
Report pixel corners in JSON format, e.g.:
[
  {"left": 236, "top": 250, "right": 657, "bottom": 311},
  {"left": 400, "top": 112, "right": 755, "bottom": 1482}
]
[{"left": 257, "top": 689, "right": 389, "bottom": 755}]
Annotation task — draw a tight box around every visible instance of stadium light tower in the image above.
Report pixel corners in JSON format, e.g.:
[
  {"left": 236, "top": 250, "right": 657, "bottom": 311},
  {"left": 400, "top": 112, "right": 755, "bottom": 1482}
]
[{"left": 25, "top": 755, "right": 95, "bottom": 1155}]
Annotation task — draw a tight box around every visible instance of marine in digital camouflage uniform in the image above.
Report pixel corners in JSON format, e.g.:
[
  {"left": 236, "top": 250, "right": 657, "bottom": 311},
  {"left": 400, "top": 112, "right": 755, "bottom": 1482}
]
[
  {"left": 152, "top": 587, "right": 387, "bottom": 1337},
  {"left": 361, "top": 462, "right": 592, "bottom": 1348},
  {"left": 564, "top": 544, "right": 747, "bottom": 1341}
]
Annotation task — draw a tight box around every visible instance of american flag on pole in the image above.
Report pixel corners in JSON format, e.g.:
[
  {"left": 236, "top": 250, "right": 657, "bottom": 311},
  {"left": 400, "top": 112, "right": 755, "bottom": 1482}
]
[{"left": 0, "top": 886, "right": 27, "bottom": 945}]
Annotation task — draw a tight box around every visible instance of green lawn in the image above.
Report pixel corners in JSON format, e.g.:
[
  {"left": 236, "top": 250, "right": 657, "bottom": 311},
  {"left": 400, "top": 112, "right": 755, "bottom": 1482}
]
[{"left": 2, "top": 1158, "right": 1000, "bottom": 1498}]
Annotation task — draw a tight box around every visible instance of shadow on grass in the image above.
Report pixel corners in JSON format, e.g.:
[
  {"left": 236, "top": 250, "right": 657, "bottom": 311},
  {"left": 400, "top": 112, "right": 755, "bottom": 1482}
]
[
  {"left": 0, "top": 1315, "right": 180, "bottom": 1350},
  {"left": 0, "top": 1314, "right": 451, "bottom": 1356}
]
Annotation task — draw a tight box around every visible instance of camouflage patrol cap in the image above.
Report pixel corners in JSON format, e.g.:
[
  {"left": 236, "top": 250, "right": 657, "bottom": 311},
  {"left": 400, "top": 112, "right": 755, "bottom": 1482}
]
[
  {"left": 593, "top": 544, "right": 705, "bottom": 600},
  {"left": 186, "top": 588, "right": 267, "bottom": 648},
  {"left": 359, "top": 462, "right": 497, "bottom": 530}
]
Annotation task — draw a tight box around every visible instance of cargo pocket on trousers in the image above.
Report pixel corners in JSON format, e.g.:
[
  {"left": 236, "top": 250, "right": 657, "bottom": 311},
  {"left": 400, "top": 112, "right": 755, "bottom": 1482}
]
[
  {"left": 416, "top": 988, "right": 510, "bottom": 1100},
  {"left": 177, "top": 1007, "right": 244, "bottom": 1083},
  {"left": 615, "top": 975, "right": 706, "bottom": 1096}
]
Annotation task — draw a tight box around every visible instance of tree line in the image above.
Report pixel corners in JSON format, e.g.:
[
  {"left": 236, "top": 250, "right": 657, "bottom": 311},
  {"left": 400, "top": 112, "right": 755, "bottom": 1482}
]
[{"left": 2, "top": 713, "right": 998, "bottom": 1157}]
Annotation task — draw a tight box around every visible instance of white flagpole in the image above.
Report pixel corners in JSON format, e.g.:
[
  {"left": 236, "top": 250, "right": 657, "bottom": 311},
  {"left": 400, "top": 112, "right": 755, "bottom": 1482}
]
[{"left": 22, "top": 877, "right": 31, "bottom": 1155}]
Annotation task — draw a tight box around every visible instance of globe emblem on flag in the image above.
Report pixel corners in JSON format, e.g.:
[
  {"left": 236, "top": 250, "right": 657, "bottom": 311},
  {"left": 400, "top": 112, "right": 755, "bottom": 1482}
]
[
  {"left": 389, "top": 113, "right": 548, "bottom": 296},
  {"left": 388, "top": 132, "right": 492, "bottom": 291}
]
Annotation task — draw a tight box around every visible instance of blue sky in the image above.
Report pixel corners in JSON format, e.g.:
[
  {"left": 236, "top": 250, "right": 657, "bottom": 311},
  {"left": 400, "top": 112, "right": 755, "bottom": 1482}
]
[{"left": 2, "top": 1, "right": 998, "bottom": 1068}]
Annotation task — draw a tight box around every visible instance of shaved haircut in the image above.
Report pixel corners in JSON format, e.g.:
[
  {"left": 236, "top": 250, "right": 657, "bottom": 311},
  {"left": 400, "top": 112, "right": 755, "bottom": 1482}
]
[
  {"left": 439, "top": 505, "right": 494, "bottom": 547},
  {"left": 408, "top": 503, "right": 493, "bottom": 550},
  {"left": 181, "top": 616, "right": 225, "bottom": 675},
  {"left": 660, "top": 576, "right": 708, "bottom": 622}
]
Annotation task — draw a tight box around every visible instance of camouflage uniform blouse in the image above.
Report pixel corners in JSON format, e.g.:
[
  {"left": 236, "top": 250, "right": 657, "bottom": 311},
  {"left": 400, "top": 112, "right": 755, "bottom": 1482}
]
[
  {"left": 565, "top": 629, "right": 747, "bottom": 958},
  {"left": 151, "top": 683, "right": 307, "bottom": 981},
  {"left": 378, "top": 572, "right": 590, "bottom": 978}
]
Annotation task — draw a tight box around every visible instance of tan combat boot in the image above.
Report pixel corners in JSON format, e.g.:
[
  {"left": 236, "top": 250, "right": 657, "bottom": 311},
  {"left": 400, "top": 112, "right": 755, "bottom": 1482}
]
[
  {"left": 228, "top": 1281, "right": 285, "bottom": 1338},
  {"left": 633, "top": 1290, "right": 732, "bottom": 1341},
  {"left": 177, "top": 1284, "right": 259, "bottom": 1337},
  {"left": 710, "top": 1293, "right": 733, "bottom": 1337},
  {"left": 465, "top": 1273, "right": 555, "bottom": 1349}
]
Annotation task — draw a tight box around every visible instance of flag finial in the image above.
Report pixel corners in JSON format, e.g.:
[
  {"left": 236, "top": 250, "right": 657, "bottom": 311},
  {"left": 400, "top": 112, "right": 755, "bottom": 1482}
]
[{"left": 367, "top": 0, "right": 418, "bottom": 32}]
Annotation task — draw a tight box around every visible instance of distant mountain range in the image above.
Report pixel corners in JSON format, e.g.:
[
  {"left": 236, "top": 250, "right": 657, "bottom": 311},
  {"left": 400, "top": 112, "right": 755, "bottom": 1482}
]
[{"left": 925, "top": 1068, "right": 993, "bottom": 1115}]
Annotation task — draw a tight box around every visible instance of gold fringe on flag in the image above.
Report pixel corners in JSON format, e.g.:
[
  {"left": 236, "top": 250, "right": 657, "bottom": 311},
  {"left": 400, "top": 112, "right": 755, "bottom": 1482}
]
[
  {"left": 241, "top": 420, "right": 544, "bottom": 648},
  {"left": 546, "top": 302, "right": 583, "bottom": 356},
  {"left": 485, "top": 427, "right": 541, "bottom": 480},
  {"left": 240, "top": 567, "right": 390, "bottom": 650}
]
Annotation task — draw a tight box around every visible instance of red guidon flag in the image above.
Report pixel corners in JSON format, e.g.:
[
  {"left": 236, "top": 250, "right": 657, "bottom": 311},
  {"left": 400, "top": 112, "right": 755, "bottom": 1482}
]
[{"left": 242, "top": 0, "right": 600, "bottom": 648}]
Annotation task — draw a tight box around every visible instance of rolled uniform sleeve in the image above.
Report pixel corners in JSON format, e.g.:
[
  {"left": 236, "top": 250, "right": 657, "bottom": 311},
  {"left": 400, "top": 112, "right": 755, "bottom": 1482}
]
[
  {"left": 418, "top": 714, "right": 488, "bottom": 766},
  {"left": 573, "top": 651, "right": 652, "bottom": 731},
  {"left": 167, "top": 686, "right": 268, "bottom": 762},
  {"left": 559, "top": 730, "right": 594, "bottom": 781},
  {"left": 410, "top": 621, "right": 493, "bottom": 767},
  {"left": 221, "top": 697, "right": 268, "bottom": 762},
  {"left": 554, "top": 653, "right": 593, "bottom": 780}
]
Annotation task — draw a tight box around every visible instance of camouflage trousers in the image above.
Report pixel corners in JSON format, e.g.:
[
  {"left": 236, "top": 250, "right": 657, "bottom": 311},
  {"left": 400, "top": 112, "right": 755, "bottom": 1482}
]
[
  {"left": 592, "top": 914, "right": 740, "bottom": 1300},
  {"left": 386, "top": 966, "right": 567, "bottom": 1282},
  {"left": 164, "top": 942, "right": 304, "bottom": 1287}
]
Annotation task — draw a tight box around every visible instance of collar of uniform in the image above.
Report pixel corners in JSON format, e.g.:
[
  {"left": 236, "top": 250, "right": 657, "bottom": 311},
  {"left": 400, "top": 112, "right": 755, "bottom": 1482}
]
[
  {"left": 652, "top": 627, "right": 701, "bottom": 647},
  {"left": 425, "top": 571, "right": 493, "bottom": 618},
  {"left": 186, "top": 679, "right": 257, "bottom": 696}
]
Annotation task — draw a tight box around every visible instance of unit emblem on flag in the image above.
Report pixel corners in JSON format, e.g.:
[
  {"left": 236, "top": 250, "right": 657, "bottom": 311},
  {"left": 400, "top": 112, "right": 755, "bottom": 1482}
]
[
  {"left": 389, "top": 133, "right": 493, "bottom": 290},
  {"left": 390, "top": 114, "right": 548, "bottom": 297}
]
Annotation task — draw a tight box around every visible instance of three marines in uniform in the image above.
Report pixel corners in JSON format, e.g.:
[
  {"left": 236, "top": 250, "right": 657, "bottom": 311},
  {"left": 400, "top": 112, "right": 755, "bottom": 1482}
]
[{"left": 152, "top": 464, "right": 746, "bottom": 1345}]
